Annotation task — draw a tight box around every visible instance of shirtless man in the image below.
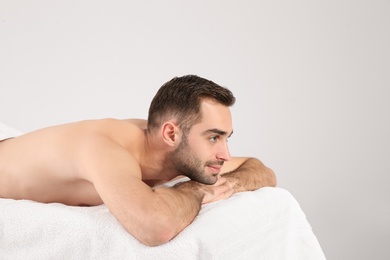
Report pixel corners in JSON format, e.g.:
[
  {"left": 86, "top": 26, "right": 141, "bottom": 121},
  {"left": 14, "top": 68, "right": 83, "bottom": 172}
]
[{"left": 0, "top": 75, "right": 276, "bottom": 246}]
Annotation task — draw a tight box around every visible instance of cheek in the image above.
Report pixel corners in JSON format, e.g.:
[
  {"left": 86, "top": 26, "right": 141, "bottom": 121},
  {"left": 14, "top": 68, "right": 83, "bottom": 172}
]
[
  {"left": 196, "top": 142, "right": 217, "bottom": 160},
  {"left": 188, "top": 140, "right": 209, "bottom": 158}
]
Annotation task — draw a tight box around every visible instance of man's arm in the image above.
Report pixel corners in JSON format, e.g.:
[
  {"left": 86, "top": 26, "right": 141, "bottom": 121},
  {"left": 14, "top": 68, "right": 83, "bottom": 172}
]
[
  {"left": 221, "top": 157, "right": 276, "bottom": 193},
  {"left": 148, "top": 177, "right": 234, "bottom": 242},
  {"left": 78, "top": 139, "right": 233, "bottom": 246},
  {"left": 171, "top": 177, "right": 236, "bottom": 204},
  {"left": 171, "top": 157, "right": 276, "bottom": 205}
]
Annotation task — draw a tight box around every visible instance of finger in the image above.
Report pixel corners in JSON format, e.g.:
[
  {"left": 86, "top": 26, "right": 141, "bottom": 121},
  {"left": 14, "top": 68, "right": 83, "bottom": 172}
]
[
  {"left": 226, "top": 179, "right": 238, "bottom": 189},
  {"left": 220, "top": 185, "right": 235, "bottom": 199},
  {"left": 210, "top": 184, "right": 234, "bottom": 201},
  {"left": 213, "top": 177, "right": 227, "bottom": 186},
  {"left": 222, "top": 176, "right": 238, "bottom": 191}
]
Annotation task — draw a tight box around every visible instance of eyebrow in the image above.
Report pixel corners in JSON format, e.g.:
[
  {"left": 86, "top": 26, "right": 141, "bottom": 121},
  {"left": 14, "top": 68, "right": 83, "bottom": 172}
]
[{"left": 202, "top": 128, "right": 234, "bottom": 137}]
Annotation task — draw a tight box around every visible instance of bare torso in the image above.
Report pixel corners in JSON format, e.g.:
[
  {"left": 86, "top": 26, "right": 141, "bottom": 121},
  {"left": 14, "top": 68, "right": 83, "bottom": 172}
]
[{"left": 0, "top": 119, "right": 148, "bottom": 206}]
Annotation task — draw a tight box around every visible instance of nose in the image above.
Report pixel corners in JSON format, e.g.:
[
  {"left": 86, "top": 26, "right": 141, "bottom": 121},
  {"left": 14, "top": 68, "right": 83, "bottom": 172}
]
[{"left": 216, "top": 142, "right": 231, "bottom": 161}]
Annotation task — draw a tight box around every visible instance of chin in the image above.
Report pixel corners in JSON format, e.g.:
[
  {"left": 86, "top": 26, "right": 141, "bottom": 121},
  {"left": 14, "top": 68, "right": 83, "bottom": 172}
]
[
  {"left": 186, "top": 168, "right": 219, "bottom": 185},
  {"left": 204, "top": 175, "right": 219, "bottom": 185},
  {"left": 190, "top": 175, "right": 217, "bottom": 185}
]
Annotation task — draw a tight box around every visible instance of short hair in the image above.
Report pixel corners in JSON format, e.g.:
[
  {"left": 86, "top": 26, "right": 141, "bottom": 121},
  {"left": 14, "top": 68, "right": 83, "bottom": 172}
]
[{"left": 147, "top": 75, "right": 236, "bottom": 134}]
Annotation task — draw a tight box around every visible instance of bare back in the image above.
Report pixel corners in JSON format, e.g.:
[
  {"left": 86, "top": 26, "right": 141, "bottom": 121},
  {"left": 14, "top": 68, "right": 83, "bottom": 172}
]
[{"left": 0, "top": 119, "right": 147, "bottom": 206}]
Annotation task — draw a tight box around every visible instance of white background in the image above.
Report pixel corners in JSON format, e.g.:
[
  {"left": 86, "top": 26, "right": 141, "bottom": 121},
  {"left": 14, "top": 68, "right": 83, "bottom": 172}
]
[{"left": 1, "top": 1, "right": 389, "bottom": 259}]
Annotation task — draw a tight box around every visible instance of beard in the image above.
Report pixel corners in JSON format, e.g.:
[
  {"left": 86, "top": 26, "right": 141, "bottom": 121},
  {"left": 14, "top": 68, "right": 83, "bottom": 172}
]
[{"left": 170, "top": 135, "right": 222, "bottom": 185}]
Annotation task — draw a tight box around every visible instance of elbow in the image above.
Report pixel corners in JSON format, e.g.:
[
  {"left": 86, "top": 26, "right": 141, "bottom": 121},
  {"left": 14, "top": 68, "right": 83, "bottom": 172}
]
[
  {"left": 121, "top": 189, "right": 196, "bottom": 246},
  {"left": 129, "top": 217, "right": 179, "bottom": 246},
  {"left": 140, "top": 226, "right": 177, "bottom": 246},
  {"left": 250, "top": 157, "right": 277, "bottom": 187},
  {"left": 268, "top": 167, "right": 277, "bottom": 187}
]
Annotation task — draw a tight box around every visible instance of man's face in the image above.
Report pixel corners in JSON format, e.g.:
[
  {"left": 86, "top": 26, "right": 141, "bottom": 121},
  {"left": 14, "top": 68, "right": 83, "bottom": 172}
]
[{"left": 171, "top": 99, "right": 233, "bottom": 184}]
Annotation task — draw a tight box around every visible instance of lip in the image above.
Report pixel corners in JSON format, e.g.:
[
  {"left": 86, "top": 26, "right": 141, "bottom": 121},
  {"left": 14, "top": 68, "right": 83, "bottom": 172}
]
[{"left": 207, "top": 165, "right": 222, "bottom": 174}]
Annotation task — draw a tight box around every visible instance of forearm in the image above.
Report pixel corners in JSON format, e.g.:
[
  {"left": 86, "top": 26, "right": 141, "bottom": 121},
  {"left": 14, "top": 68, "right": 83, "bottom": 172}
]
[
  {"left": 150, "top": 183, "right": 204, "bottom": 243},
  {"left": 135, "top": 178, "right": 233, "bottom": 246},
  {"left": 223, "top": 158, "right": 276, "bottom": 192}
]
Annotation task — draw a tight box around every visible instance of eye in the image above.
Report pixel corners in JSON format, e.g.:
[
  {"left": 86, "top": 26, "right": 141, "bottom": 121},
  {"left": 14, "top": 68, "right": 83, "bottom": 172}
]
[{"left": 210, "top": 136, "right": 219, "bottom": 143}]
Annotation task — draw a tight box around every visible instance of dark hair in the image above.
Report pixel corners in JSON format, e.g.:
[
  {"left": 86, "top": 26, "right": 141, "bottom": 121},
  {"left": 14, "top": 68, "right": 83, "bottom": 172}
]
[{"left": 147, "top": 75, "right": 236, "bottom": 134}]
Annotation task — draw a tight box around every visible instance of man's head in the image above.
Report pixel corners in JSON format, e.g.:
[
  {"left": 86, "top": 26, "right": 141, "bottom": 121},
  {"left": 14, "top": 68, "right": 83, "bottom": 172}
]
[
  {"left": 147, "top": 75, "right": 236, "bottom": 184},
  {"left": 147, "top": 75, "right": 235, "bottom": 135}
]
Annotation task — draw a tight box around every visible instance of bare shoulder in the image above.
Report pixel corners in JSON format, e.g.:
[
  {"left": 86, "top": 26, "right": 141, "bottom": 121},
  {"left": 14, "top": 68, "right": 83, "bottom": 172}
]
[
  {"left": 122, "top": 118, "right": 148, "bottom": 128},
  {"left": 0, "top": 118, "right": 146, "bottom": 182},
  {"left": 0, "top": 118, "right": 148, "bottom": 205},
  {"left": 75, "top": 135, "right": 143, "bottom": 181},
  {"left": 62, "top": 119, "right": 147, "bottom": 180}
]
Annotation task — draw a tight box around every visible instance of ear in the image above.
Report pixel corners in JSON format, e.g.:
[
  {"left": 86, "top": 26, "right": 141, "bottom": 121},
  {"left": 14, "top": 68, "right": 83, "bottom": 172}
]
[{"left": 161, "top": 121, "right": 180, "bottom": 146}]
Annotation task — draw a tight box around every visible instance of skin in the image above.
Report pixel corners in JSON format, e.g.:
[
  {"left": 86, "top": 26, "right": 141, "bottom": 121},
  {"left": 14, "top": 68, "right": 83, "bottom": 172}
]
[{"left": 0, "top": 99, "right": 276, "bottom": 246}]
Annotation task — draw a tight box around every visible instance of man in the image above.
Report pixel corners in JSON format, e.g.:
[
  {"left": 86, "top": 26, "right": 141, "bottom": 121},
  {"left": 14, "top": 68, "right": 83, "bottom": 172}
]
[{"left": 0, "top": 75, "right": 276, "bottom": 246}]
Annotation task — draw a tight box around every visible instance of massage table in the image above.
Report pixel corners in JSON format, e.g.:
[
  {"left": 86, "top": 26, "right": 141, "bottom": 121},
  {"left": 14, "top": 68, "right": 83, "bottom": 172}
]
[{"left": 0, "top": 122, "right": 325, "bottom": 259}]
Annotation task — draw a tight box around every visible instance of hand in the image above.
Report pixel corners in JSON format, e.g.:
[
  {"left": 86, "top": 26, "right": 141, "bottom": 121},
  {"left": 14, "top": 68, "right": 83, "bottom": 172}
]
[
  {"left": 199, "top": 177, "right": 237, "bottom": 204},
  {"left": 173, "top": 177, "right": 237, "bottom": 204}
]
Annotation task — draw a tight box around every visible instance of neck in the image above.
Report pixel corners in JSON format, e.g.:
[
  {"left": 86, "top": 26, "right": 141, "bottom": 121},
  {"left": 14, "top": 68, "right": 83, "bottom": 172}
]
[{"left": 139, "top": 131, "right": 179, "bottom": 183}]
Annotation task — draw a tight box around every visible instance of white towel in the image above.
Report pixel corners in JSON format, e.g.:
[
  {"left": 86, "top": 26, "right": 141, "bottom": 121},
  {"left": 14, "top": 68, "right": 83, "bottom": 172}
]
[
  {"left": 0, "top": 122, "right": 23, "bottom": 141},
  {"left": 0, "top": 188, "right": 325, "bottom": 259}
]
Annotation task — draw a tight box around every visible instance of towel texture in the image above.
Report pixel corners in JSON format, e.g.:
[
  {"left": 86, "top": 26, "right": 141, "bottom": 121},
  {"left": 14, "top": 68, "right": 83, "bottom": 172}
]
[{"left": 0, "top": 188, "right": 325, "bottom": 259}]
